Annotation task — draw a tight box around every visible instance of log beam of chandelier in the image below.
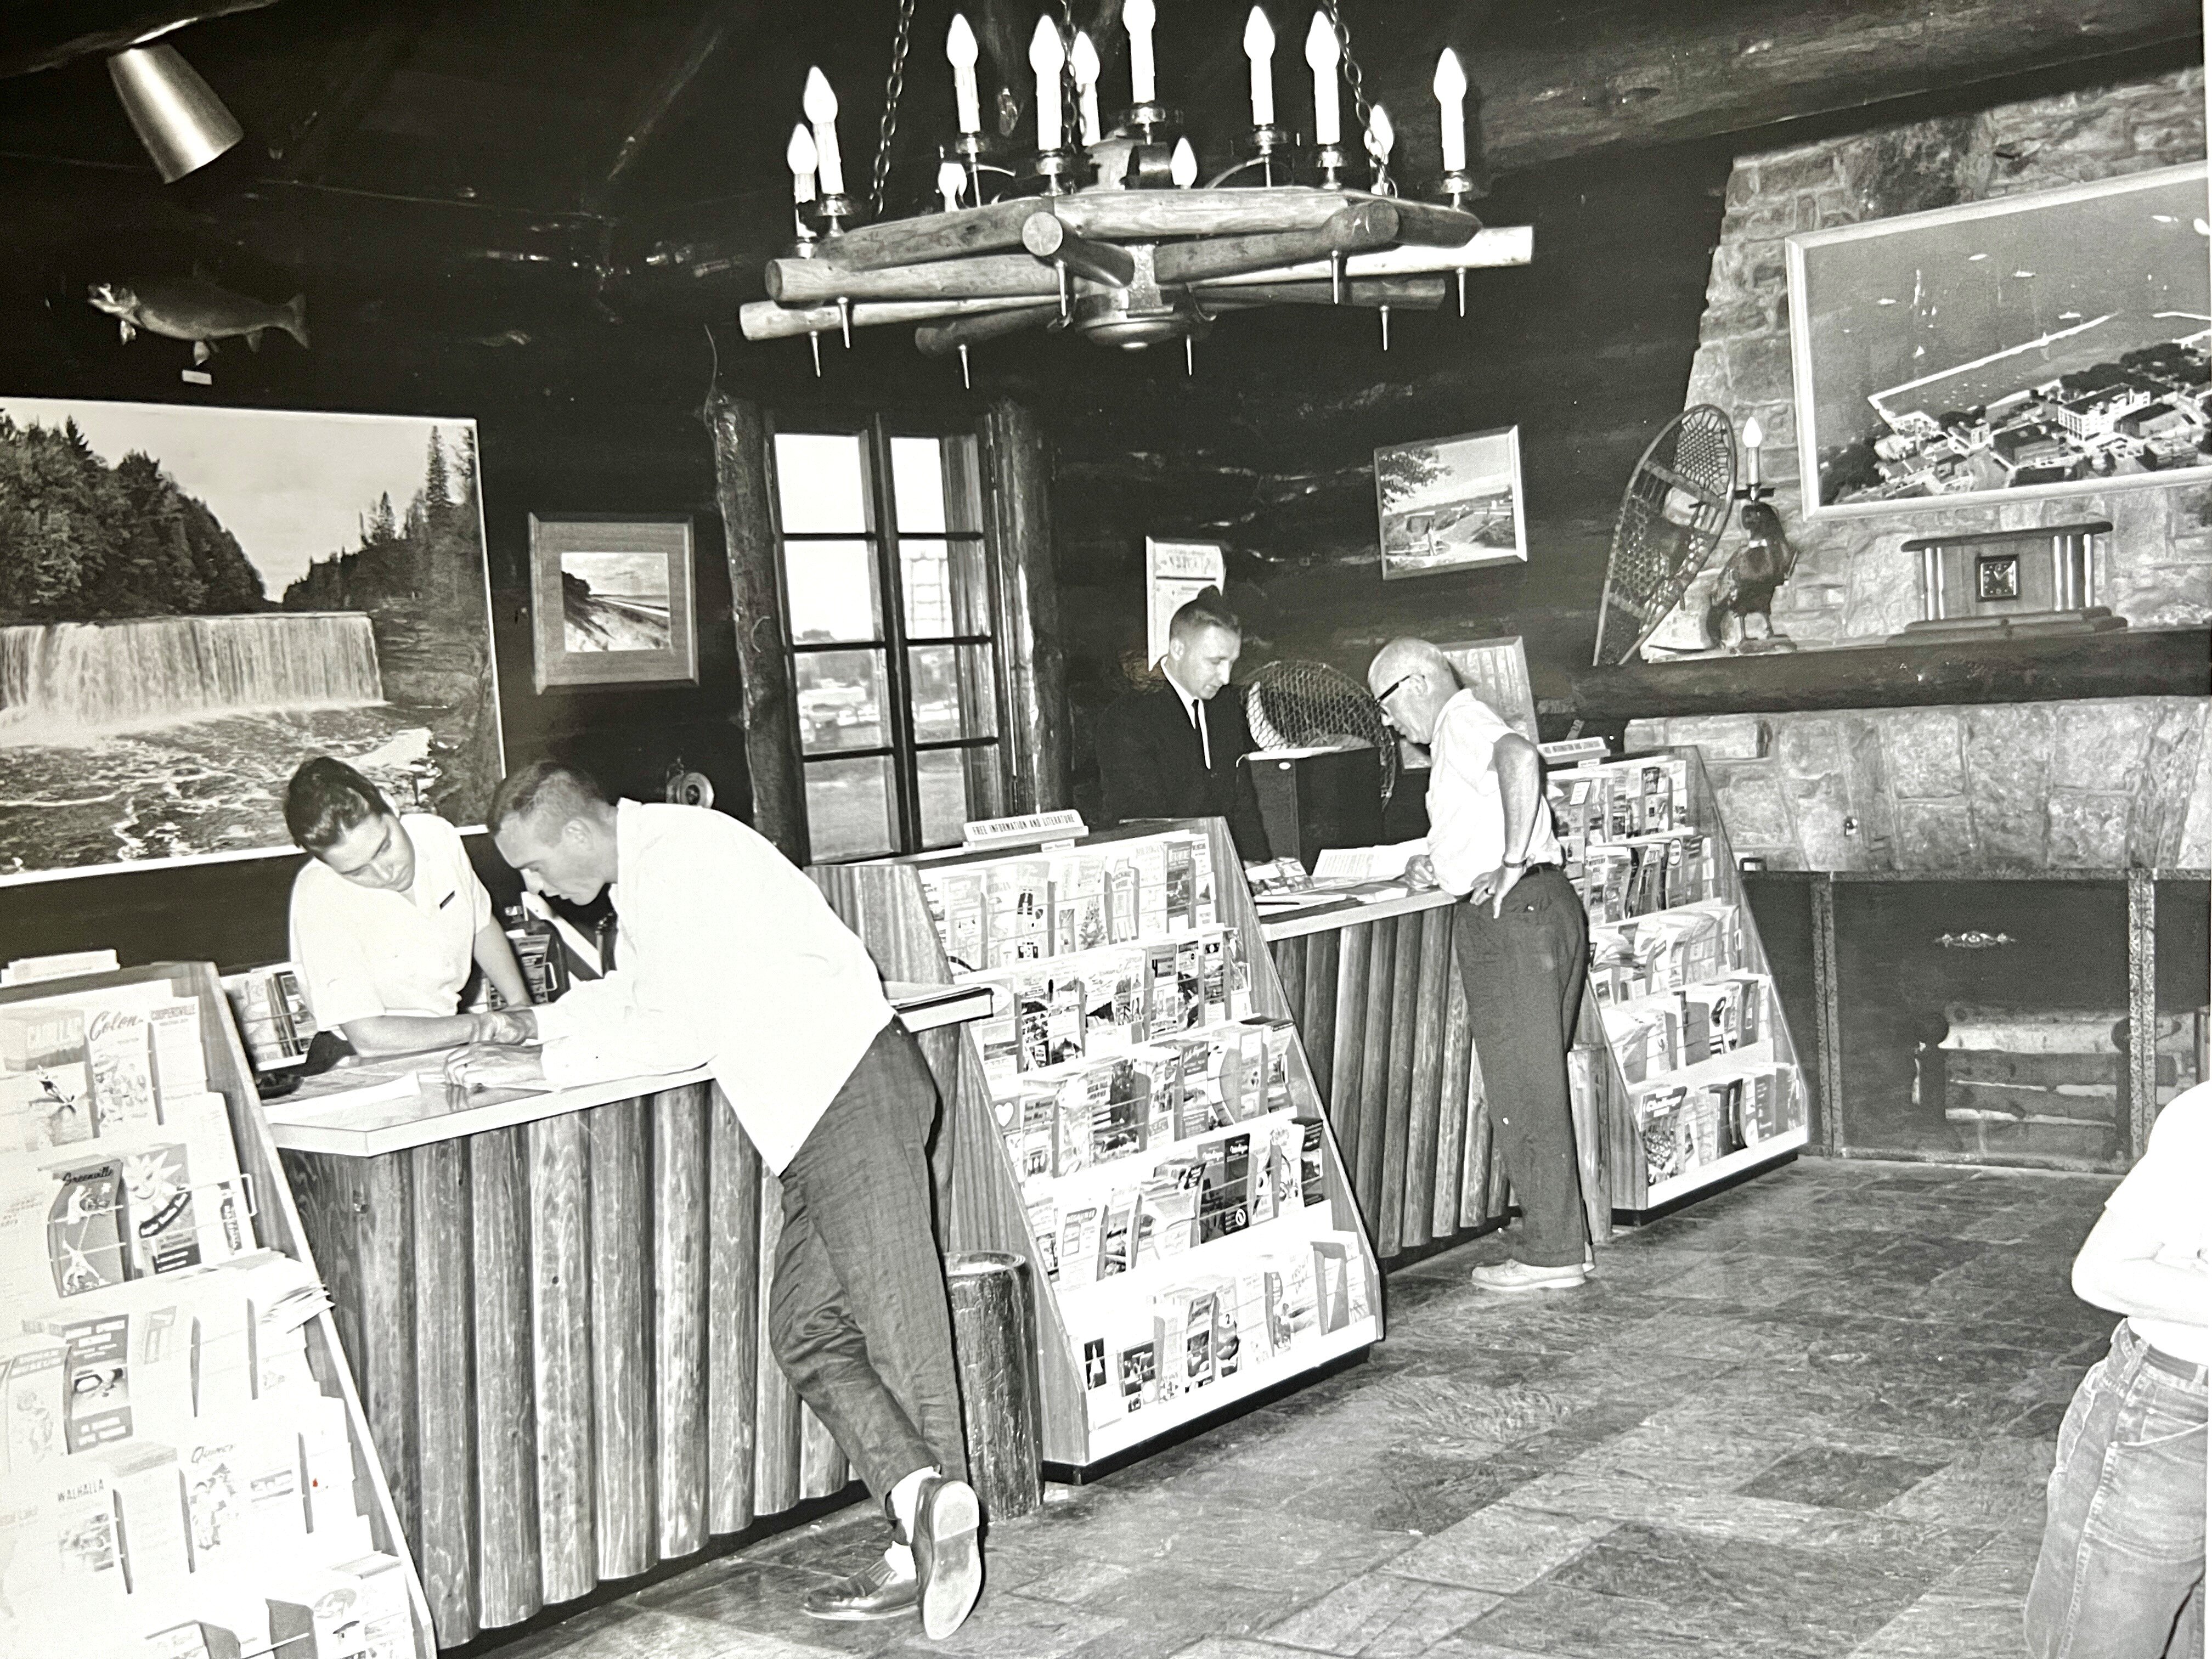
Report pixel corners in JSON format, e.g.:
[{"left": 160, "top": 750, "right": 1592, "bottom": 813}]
[{"left": 741, "top": 5, "right": 1533, "bottom": 380}]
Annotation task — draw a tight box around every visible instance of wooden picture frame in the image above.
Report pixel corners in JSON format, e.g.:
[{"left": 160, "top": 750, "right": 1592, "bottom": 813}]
[
  {"left": 1374, "top": 425, "right": 1528, "bottom": 579},
  {"left": 529, "top": 513, "right": 697, "bottom": 692},
  {"left": 1786, "top": 161, "right": 2212, "bottom": 518}
]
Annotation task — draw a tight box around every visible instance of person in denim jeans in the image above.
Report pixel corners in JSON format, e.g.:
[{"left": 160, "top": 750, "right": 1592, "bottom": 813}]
[{"left": 2025, "top": 1079, "right": 2208, "bottom": 1659}]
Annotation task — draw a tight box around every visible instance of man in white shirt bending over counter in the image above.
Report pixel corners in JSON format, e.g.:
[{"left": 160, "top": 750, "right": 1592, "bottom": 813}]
[
  {"left": 285, "top": 757, "right": 532, "bottom": 1054},
  {"left": 1367, "top": 638, "right": 1593, "bottom": 1294},
  {"left": 2025, "top": 1080, "right": 2207, "bottom": 1659},
  {"left": 445, "top": 760, "right": 984, "bottom": 1640}
]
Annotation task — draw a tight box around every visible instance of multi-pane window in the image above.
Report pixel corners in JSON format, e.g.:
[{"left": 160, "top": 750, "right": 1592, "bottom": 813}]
[{"left": 772, "top": 424, "right": 1007, "bottom": 861}]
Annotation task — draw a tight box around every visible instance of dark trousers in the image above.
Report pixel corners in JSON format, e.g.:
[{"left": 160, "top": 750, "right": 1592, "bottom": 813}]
[
  {"left": 768, "top": 1020, "right": 969, "bottom": 1510},
  {"left": 1452, "top": 867, "right": 1592, "bottom": 1269}
]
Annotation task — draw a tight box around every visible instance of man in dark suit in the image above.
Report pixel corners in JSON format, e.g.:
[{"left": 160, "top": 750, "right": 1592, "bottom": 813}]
[{"left": 1094, "top": 587, "right": 1273, "bottom": 861}]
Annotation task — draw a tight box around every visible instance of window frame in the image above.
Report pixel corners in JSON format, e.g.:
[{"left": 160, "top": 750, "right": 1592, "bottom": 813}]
[{"left": 768, "top": 416, "right": 1008, "bottom": 861}]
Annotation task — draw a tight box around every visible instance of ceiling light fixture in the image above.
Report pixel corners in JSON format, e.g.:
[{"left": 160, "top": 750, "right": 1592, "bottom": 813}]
[
  {"left": 108, "top": 41, "right": 242, "bottom": 183},
  {"left": 741, "top": 3, "right": 1531, "bottom": 383}
]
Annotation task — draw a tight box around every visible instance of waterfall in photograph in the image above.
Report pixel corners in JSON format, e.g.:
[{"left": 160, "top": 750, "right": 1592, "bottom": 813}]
[{"left": 0, "top": 612, "right": 384, "bottom": 740}]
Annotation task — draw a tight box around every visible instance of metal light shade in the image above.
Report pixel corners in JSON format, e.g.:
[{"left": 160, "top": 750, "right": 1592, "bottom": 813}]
[{"left": 108, "top": 44, "right": 242, "bottom": 183}]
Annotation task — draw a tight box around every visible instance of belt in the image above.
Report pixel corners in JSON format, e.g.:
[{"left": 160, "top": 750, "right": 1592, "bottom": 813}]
[
  {"left": 2123, "top": 1323, "right": 2205, "bottom": 1382},
  {"left": 2142, "top": 1342, "right": 2205, "bottom": 1382}
]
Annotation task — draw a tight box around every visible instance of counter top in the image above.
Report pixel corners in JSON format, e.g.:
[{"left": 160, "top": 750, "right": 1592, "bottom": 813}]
[
  {"left": 1257, "top": 886, "right": 1456, "bottom": 942},
  {"left": 263, "top": 980, "right": 994, "bottom": 1158}
]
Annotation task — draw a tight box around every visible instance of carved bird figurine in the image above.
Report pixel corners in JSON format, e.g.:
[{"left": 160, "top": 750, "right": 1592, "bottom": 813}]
[{"left": 1704, "top": 501, "right": 1801, "bottom": 650}]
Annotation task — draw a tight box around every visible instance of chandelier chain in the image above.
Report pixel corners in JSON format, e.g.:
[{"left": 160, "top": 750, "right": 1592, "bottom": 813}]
[
  {"left": 1322, "top": 0, "right": 1372, "bottom": 140},
  {"left": 868, "top": 0, "right": 918, "bottom": 218}
]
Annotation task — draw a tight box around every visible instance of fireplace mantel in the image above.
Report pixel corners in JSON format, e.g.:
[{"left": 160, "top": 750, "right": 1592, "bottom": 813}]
[{"left": 1569, "top": 627, "right": 2209, "bottom": 721}]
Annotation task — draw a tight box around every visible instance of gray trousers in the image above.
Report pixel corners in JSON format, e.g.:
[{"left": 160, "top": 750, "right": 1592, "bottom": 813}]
[
  {"left": 1452, "top": 867, "right": 1592, "bottom": 1269},
  {"left": 768, "top": 1020, "right": 970, "bottom": 1510}
]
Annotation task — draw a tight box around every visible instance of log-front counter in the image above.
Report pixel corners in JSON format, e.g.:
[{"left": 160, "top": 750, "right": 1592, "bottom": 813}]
[
  {"left": 264, "top": 985, "right": 991, "bottom": 1649},
  {"left": 1259, "top": 890, "right": 1613, "bottom": 1265}
]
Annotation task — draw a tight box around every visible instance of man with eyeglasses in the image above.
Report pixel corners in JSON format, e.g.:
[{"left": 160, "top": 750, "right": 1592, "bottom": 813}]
[{"left": 1367, "top": 639, "right": 1593, "bottom": 1293}]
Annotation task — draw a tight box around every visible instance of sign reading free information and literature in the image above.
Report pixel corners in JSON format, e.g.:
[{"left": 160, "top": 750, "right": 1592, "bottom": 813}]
[{"left": 1145, "top": 538, "right": 1227, "bottom": 666}]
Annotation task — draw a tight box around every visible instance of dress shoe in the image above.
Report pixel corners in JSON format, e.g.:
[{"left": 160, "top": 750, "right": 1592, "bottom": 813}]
[
  {"left": 802, "top": 1557, "right": 918, "bottom": 1622},
  {"left": 1470, "top": 1259, "right": 1589, "bottom": 1294},
  {"left": 912, "top": 1474, "right": 984, "bottom": 1639}
]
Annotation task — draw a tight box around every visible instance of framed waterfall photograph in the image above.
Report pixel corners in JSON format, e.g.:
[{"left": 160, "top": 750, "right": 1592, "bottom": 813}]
[
  {"left": 528, "top": 513, "right": 697, "bottom": 692},
  {"left": 1786, "top": 161, "right": 2212, "bottom": 517},
  {"left": 1375, "top": 425, "right": 1528, "bottom": 579},
  {"left": 0, "top": 397, "right": 503, "bottom": 884}
]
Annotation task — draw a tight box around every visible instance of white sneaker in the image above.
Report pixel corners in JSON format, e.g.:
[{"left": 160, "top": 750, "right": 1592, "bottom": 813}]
[{"left": 1470, "top": 1259, "right": 1589, "bottom": 1294}]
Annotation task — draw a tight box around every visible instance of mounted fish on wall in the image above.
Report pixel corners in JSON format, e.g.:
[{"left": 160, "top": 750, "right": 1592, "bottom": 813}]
[
  {"left": 0, "top": 397, "right": 501, "bottom": 885},
  {"left": 87, "top": 275, "right": 308, "bottom": 366}
]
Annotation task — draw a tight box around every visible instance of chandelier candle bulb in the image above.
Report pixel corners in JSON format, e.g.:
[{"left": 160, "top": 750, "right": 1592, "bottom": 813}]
[
  {"left": 1365, "top": 101, "right": 1394, "bottom": 190},
  {"left": 1433, "top": 49, "right": 1467, "bottom": 173},
  {"left": 1305, "top": 12, "right": 1340, "bottom": 146},
  {"left": 1244, "top": 8, "right": 1276, "bottom": 128},
  {"left": 1030, "top": 16, "right": 1065, "bottom": 153},
  {"left": 803, "top": 67, "right": 844, "bottom": 196},
  {"left": 1742, "top": 415, "right": 1763, "bottom": 488},
  {"left": 1125, "top": 0, "right": 1157, "bottom": 105},
  {"left": 786, "top": 122, "right": 818, "bottom": 204},
  {"left": 1171, "top": 137, "right": 1199, "bottom": 188},
  {"left": 1072, "top": 31, "right": 1102, "bottom": 147},
  {"left": 937, "top": 159, "right": 966, "bottom": 212},
  {"left": 946, "top": 14, "right": 981, "bottom": 136}
]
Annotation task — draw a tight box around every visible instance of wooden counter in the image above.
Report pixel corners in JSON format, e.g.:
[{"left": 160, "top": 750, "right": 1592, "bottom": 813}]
[
  {"left": 1261, "top": 890, "right": 1614, "bottom": 1263},
  {"left": 271, "top": 986, "right": 988, "bottom": 1648}
]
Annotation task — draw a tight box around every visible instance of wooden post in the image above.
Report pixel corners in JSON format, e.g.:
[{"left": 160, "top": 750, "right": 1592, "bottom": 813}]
[
  {"left": 469, "top": 1127, "right": 540, "bottom": 1630},
  {"left": 2127, "top": 868, "right": 2158, "bottom": 1161},
  {"left": 1402, "top": 909, "right": 1452, "bottom": 1252},
  {"left": 1302, "top": 928, "right": 1340, "bottom": 1110},
  {"left": 409, "top": 1141, "right": 478, "bottom": 1646},
  {"left": 1434, "top": 960, "right": 1472, "bottom": 1240},
  {"left": 702, "top": 386, "right": 807, "bottom": 859},
  {"left": 653, "top": 1086, "right": 711, "bottom": 1558},
  {"left": 1356, "top": 922, "right": 1396, "bottom": 1224},
  {"left": 981, "top": 399, "right": 1070, "bottom": 812},
  {"left": 526, "top": 1113, "right": 595, "bottom": 1604},
  {"left": 1379, "top": 914, "right": 1422, "bottom": 1257},
  {"left": 588, "top": 1097, "right": 654, "bottom": 1579},
  {"left": 707, "top": 1089, "right": 761, "bottom": 1535},
  {"left": 753, "top": 1166, "right": 802, "bottom": 1516}
]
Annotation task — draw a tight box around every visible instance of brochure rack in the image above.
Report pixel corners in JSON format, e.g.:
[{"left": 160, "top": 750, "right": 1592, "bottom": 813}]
[
  {"left": 1547, "top": 748, "right": 1811, "bottom": 1214},
  {"left": 0, "top": 961, "right": 432, "bottom": 1658},
  {"left": 815, "top": 818, "right": 1382, "bottom": 1478}
]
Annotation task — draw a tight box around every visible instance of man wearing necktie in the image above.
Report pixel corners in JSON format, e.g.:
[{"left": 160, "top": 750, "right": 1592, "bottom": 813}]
[{"left": 1093, "top": 587, "right": 1273, "bottom": 861}]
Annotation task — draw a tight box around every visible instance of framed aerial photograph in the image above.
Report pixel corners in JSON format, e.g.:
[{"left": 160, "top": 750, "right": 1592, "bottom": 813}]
[
  {"left": 1374, "top": 425, "right": 1528, "bottom": 579},
  {"left": 1787, "top": 161, "right": 2212, "bottom": 518},
  {"left": 0, "top": 396, "right": 501, "bottom": 885},
  {"left": 529, "top": 514, "right": 697, "bottom": 692}
]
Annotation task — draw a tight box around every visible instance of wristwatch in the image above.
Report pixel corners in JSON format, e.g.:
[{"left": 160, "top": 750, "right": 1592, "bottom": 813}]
[{"left": 1501, "top": 854, "right": 1526, "bottom": 867}]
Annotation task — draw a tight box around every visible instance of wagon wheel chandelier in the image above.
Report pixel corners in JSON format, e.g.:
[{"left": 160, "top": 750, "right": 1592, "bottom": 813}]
[{"left": 740, "top": 0, "right": 1533, "bottom": 383}]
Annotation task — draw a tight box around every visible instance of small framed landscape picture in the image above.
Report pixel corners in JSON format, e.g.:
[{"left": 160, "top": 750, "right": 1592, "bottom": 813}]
[
  {"left": 529, "top": 514, "right": 697, "bottom": 692},
  {"left": 1375, "top": 425, "right": 1528, "bottom": 580}
]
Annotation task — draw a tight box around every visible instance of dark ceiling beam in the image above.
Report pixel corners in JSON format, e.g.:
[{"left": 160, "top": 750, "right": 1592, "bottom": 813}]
[
  {"left": 0, "top": 0, "right": 280, "bottom": 78},
  {"left": 1346, "top": 0, "right": 2201, "bottom": 187},
  {"left": 264, "top": 1, "right": 438, "bottom": 183},
  {"left": 580, "top": 0, "right": 761, "bottom": 216}
]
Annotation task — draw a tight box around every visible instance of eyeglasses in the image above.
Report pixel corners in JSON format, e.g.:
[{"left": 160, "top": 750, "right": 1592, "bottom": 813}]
[{"left": 1373, "top": 673, "right": 1418, "bottom": 709}]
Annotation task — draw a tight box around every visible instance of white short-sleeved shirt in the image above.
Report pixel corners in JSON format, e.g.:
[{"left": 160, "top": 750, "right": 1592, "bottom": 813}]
[
  {"left": 1427, "top": 690, "right": 1563, "bottom": 896},
  {"left": 2100, "top": 1080, "right": 2210, "bottom": 1365},
  {"left": 289, "top": 812, "right": 495, "bottom": 1029}
]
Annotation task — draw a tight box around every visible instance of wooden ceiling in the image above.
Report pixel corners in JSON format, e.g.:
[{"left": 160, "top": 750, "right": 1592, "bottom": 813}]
[{"left": 0, "top": 0, "right": 2199, "bottom": 326}]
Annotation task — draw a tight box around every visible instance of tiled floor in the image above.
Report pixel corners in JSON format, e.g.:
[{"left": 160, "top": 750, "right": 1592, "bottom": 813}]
[{"left": 491, "top": 1155, "right": 2121, "bottom": 1659}]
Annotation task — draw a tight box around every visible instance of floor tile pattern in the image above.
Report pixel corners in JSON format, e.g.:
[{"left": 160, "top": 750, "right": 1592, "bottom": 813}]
[{"left": 488, "top": 1157, "right": 2118, "bottom": 1659}]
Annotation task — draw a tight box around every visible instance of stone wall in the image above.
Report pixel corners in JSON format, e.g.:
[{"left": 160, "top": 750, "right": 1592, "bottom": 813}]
[
  {"left": 1660, "top": 66, "right": 2212, "bottom": 650},
  {"left": 1628, "top": 699, "right": 2212, "bottom": 872},
  {"left": 1640, "top": 69, "right": 2212, "bottom": 872}
]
